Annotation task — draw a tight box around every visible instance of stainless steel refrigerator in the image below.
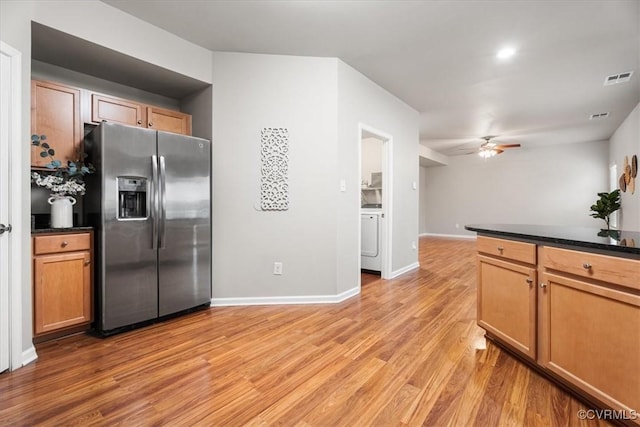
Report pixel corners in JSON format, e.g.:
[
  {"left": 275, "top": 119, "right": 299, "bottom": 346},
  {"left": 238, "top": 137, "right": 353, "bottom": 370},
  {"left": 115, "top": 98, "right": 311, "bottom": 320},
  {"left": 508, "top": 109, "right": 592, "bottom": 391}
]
[{"left": 85, "top": 122, "right": 211, "bottom": 334}]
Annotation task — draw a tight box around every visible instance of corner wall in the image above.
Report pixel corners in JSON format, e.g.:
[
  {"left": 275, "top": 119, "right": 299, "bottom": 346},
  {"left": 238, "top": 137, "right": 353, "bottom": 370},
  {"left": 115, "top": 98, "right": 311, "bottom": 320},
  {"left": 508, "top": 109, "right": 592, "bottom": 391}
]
[
  {"left": 609, "top": 103, "right": 640, "bottom": 231},
  {"left": 337, "top": 61, "right": 420, "bottom": 288},
  {"left": 420, "top": 140, "right": 609, "bottom": 236},
  {"left": 211, "top": 52, "right": 340, "bottom": 300}
]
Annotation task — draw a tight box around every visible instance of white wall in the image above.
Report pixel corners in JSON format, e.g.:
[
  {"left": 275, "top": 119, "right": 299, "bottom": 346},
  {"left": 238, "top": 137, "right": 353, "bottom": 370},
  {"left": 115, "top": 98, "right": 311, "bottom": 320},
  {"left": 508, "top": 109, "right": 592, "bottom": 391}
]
[
  {"left": 1, "top": 0, "right": 212, "bottom": 358},
  {"left": 609, "top": 103, "right": 640, "bottom": 231},
  {"left": 419, "top": 165, "right": 430, "bottom": 233},
  {"left": 361, "top": 137, "right": 383, "bottom": 184},
  {"left": 211, "top": 52, "right": 340, "bottom": 299},
  {"left": 337, "top": 61, "right": 420, "bottom": 287},
  {"left": 420, "top": 140, "right": 609, "bottom": 236}
]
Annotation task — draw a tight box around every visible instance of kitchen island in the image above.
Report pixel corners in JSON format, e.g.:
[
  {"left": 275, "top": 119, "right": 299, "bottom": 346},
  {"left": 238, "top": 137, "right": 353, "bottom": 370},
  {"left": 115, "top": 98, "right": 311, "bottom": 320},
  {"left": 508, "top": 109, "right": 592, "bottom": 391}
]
[{"left": 465, "top": 224, "right": 639, "bottom": 426}]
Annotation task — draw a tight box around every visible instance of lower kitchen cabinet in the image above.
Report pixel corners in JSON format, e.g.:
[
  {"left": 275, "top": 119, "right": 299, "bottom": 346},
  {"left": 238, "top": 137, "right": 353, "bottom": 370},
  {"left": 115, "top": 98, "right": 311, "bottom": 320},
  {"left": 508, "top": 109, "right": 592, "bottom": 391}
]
[
  {"left": 475, "top": 235, "right": 640, "bottom": 426},
  {"left": 477, "top": 255, "right": 537, "bottom": 359},
  {"left": 32, "top": 231, "right": 93, "bottom": 339},
  {"left": 540, "top": 247, "right": 640, "bottom": 418}
]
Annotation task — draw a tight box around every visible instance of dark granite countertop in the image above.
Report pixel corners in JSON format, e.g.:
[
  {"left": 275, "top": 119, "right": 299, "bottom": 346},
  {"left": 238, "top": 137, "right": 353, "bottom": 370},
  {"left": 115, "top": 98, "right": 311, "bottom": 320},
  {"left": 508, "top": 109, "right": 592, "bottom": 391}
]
[
  {"left": 32, "top": 226, "right": 94, "bottom": 234},
  {"left": 465, "top": 224, "right": 640, "bottom": 256}
]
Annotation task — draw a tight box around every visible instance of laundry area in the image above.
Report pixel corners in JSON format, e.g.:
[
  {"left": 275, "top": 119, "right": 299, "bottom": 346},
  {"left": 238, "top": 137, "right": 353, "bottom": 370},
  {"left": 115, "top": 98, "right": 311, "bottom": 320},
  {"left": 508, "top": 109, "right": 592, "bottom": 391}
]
[{"left": 361, "top": 136, "right": 383, "bottom": 274}]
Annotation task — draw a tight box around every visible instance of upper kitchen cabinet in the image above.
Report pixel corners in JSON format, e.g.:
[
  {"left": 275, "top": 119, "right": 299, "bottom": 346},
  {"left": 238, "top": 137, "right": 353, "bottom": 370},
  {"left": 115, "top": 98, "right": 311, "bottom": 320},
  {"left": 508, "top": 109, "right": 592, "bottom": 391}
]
[
  {"left": 31, "top": 80, "right": 82, "bottom": 168},
  {"left": 89, "top": 92, "right": 192, "bottom": 136},
  {"left": 147, "top": 106, "right": 192, "bottom": 136},
  {"left": 91, "top": 93, "right": 146, "bottom": 128}
]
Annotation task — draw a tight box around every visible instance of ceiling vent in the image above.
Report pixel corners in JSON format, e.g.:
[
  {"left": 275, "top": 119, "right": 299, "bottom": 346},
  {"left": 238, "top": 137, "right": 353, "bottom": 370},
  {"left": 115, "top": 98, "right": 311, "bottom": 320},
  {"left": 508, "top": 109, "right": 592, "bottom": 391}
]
[
  {"left": 590, "top": 112, "right": 609, "bottom": 120},
  {"left": 604, "top": 71, "right": 633, "bottom": 86}
]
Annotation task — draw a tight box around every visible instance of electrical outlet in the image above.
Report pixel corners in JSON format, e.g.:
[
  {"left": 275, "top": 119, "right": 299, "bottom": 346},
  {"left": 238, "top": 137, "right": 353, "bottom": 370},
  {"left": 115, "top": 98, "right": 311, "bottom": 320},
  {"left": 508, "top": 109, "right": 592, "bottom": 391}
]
[
  {"left": 273, "top": 262, "right": 283, "bottom": 275},
  {"left": 455, "top": 223, "right": 460, "bottom": 229}
]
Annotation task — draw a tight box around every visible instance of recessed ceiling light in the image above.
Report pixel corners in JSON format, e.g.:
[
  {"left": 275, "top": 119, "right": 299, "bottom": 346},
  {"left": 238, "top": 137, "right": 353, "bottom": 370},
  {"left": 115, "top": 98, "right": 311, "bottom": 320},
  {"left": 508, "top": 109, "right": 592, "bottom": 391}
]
[{"left": 496, "top": 47, "right": 516, "bottom": 60}]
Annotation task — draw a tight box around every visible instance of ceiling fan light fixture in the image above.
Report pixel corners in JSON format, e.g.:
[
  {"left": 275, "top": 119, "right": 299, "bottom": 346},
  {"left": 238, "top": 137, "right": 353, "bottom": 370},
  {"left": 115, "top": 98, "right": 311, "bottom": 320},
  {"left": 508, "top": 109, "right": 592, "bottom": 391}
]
[
  {"left": 478, "top": 148, "right": 497, "bottom": 158},
  {"left": 496, "top": 46, "right": 516, "bottom": 60}
]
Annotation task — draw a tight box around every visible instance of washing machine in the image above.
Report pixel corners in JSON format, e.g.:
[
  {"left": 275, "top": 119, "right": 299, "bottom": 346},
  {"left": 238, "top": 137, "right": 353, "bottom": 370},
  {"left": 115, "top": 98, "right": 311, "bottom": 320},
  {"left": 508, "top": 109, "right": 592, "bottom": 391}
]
[{"left": 361, "top": 211, "right": 382, "bottom": 272}]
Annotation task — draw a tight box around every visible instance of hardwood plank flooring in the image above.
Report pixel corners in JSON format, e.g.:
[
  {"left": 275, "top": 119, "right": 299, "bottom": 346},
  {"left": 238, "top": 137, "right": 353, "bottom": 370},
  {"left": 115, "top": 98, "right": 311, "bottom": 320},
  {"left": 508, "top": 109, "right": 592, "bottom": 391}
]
[{"left": 0, "top": 237, "right": 612, "bottom": 426}]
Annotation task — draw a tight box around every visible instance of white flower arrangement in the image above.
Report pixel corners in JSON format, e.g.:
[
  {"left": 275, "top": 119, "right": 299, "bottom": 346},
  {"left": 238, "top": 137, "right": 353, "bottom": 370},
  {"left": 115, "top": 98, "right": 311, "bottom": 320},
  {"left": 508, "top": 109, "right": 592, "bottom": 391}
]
[
  {"left": 31, "top": 172, "right": 87, "bottom": 197},
  {"left": 30, "top": 134, "right": 95, "bottom": 197}
]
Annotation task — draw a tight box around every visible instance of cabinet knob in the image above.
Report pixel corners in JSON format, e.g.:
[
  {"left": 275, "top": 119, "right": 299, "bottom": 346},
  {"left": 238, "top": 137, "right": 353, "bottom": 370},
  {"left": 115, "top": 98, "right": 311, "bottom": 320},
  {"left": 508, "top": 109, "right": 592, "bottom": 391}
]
[
  {"left": 497, "top": 246, "right": 504, "bottom": 252},
  {"left": 148, "top": 122, "right": 153, "bottom": 127},
  {"left": 526, "top": 278, "right": 533, "bottom": 285},
  {"left": 582, "top": 263, "right": 592, "bottom": 270},
  {"left": 137, "top": 120, "right": 142, "bottom": 125},
  {"left": 539, "top": 282, "right": 547, "bottom": 288},
  {"left": 84, "top": 261, "right": 91, "bottom": 266},
  {"left": 61, "top": 241, "right": 68, "bottom": 247}
]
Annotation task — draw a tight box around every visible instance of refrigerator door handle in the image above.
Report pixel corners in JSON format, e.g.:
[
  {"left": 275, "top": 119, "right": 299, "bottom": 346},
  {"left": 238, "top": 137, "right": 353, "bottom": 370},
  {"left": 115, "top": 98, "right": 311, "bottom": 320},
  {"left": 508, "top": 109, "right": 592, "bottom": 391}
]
[
  {"left": 159, "top": 155, "right": 167, "bottom": 249},
  {"left": 151, "top": 155, "right": 159, "bottom": 249}
]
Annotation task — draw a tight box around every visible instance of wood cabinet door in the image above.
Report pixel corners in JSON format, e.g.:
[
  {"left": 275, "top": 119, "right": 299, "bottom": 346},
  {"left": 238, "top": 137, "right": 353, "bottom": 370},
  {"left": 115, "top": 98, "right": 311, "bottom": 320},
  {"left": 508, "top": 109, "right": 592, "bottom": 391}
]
[
  {"left": 92, "top": 94, "right": 145, "bottom": 127},
  {"left": 147, "top": 106, "right": 192, "bottom": 135},
  {"left": 31, "top": 80, "right": 82, "bottom": 168},
  {"left": 33, "top": 251, "right": 91, "bottom": 334},
  {"left": 477, "top": 255, "right": 537, "bottom": 359},
  {"left": 540, "top": 272, "right": 640, "bottom": 416}
]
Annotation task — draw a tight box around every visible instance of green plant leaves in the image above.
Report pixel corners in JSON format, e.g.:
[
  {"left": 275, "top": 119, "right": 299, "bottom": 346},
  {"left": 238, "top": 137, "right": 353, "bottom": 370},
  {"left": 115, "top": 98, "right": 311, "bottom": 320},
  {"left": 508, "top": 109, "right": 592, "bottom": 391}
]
[
  {"left": 29, "top": 134, "right": 94, "bottom": 181},
  {"left": 589, "top": 189, "right": 621, "bottom": 228}
]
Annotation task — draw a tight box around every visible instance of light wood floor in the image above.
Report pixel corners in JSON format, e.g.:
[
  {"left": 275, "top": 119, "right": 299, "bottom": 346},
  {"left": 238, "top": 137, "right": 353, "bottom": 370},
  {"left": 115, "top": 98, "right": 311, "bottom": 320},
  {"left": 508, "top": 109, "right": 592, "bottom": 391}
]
[{"left": 0, "top": 238, "right": 611, "bottom": 426}]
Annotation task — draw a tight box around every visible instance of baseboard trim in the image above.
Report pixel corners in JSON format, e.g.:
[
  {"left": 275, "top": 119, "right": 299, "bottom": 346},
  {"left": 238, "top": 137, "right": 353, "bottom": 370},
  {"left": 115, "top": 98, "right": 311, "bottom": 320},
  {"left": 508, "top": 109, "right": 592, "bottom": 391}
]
[
  {"left": 419, "top": 232, "right": 477, "bottom": 240},
  {"left": 389, "top": 261, "right": 420, "bottom": 279},
  {"left": 21, "top": 345, "right": 38, "bottom": 367},
  {"left": 211, "top": 286, "right": 360, "bottom": 307}
]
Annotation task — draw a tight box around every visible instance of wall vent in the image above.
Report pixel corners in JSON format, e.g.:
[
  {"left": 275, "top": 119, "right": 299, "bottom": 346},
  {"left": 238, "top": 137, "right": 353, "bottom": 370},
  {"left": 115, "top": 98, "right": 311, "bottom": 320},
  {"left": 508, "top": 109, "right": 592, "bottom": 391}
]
[
  {"left": 604, "top": 71, "right": 633, "bottom": 85},
  {"left": 589, "top": 112, "right": 609, "bottom": 120}
]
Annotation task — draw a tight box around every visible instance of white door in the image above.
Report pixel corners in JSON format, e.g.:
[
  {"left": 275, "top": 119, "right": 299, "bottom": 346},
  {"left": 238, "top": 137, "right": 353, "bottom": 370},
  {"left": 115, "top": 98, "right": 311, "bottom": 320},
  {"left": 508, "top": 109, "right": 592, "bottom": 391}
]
[
  {"left": 1, "top": 41, "right": 24, "bottom": 372},
  {"left": 0, "top": 43, "right": 12, "bottom": 373}
]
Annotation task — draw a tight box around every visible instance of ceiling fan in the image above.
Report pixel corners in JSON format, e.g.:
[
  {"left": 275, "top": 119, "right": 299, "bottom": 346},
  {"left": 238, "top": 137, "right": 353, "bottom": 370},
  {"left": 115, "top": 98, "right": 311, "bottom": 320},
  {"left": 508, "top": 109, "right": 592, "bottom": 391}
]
[{"left": 466, "top": 136, "right": 521, "bottom": 158}]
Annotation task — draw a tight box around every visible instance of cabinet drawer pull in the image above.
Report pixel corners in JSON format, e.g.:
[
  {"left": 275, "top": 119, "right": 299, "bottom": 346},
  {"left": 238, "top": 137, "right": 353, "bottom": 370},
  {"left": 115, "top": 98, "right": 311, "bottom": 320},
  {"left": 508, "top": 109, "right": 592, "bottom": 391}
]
[
  {"left": 148, "top": 122, "right": 153, "bottom": 127},
  {"left": 497, "top": 246, "right": 504, "bottom": 252},
  {"left": 582, "top": 263, "right": 592, "bottom": 270},
  {"left": 526, "top": 278, "right": 533, "bottom": 284},
  {"left": 61, "top": 241, "right": 68, "bottom": 247},
  {"left": 539, "top": 282, "right": 547, "bottom": 288},
  {"left": 137, "top": 120, "right": 142, "bottom": 125}
]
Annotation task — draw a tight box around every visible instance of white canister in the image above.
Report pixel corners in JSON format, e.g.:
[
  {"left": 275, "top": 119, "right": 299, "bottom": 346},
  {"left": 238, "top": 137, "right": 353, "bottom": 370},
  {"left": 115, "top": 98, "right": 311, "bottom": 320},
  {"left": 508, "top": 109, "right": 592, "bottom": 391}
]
[{"left": 48, "top": 196, "right": 76, "bottom": 228}]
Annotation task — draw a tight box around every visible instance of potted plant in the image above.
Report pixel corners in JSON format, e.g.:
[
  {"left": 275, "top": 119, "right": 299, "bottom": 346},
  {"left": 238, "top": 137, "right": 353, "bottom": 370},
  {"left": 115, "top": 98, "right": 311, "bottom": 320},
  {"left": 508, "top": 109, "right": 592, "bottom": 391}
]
[
  {"left": 30, "top": 134, "right": 94, "bottom": 228},
  {"left": 589, "top": 189, "right": 621, "bottom": 234}
]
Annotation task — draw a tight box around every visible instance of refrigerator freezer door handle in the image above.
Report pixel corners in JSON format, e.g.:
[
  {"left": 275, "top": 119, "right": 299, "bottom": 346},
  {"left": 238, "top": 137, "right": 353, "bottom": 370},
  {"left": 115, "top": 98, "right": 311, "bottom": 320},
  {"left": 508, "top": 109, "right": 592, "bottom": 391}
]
[
  {"left": 151, "top": 155, "right": 159, "bottom": 249},
  {"left": 159, "top": 155, "right": 167, "bottom": 249}
]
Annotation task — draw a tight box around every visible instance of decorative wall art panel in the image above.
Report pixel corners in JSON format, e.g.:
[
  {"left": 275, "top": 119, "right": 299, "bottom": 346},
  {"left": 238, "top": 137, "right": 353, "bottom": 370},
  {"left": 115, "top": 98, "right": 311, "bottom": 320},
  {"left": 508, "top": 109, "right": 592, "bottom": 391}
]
[
  {"left": 620, "top": 154, "right": 638, "bottom": 195},
  {"left": 260, "top": 127, "right": 290, "bottom": 210}
]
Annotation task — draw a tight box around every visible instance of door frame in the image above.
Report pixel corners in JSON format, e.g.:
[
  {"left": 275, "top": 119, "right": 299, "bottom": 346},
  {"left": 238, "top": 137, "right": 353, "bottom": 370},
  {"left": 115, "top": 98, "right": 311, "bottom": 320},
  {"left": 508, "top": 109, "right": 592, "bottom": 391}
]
[
  {"left": 358, "top": 123, "right": 393, "bottom": 280},
  {"left": 0, "top": 41, "right": 25, "bottom": 371}
]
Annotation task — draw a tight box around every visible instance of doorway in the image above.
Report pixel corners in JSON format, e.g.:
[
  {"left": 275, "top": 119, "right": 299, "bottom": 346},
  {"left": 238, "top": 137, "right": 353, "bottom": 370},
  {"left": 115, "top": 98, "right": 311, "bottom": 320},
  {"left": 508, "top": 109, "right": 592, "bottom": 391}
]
[{"left": 359, "top": 124, "right": 392, "bottom": 282}]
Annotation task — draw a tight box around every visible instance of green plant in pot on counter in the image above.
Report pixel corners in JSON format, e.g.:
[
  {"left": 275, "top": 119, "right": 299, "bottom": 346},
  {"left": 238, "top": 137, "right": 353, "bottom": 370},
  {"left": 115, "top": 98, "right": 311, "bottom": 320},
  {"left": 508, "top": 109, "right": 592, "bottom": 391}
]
[{"left": 589, "top": 189, "right": 621, "bottom": 235}]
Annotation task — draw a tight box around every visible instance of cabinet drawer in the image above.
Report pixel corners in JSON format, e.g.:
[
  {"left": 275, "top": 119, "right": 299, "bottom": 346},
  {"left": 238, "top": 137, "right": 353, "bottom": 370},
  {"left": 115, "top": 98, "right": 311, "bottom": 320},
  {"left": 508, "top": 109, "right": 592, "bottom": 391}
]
[
  {"left": 543, "top": 246, "right": 640, "bottom": 291},
  {"left": 477, "top": 236, "right": 536, "bottom": 265},
  {"left": 34, "top": 233, "right": 91, "bottom": 255}
]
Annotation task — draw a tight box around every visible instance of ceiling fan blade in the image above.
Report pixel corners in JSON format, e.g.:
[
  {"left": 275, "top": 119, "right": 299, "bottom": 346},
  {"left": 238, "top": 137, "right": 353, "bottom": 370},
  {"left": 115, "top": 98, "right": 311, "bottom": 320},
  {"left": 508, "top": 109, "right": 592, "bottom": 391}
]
[
  {"left": 494, "top": 149, "right": 505, "bottom": 154},
  {"left": 495, "top": 144, "right": 521, "bottom": 149}
]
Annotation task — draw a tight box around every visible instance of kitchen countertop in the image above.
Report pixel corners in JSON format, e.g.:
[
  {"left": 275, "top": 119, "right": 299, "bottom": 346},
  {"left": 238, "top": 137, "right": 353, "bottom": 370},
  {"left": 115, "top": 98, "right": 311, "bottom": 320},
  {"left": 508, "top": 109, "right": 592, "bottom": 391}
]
[
  {"left": 465, "top": 224, "right": 640, "bottom": 256},
  {"left": 32, "top": 226, "right": 94, "bottom": 234}
]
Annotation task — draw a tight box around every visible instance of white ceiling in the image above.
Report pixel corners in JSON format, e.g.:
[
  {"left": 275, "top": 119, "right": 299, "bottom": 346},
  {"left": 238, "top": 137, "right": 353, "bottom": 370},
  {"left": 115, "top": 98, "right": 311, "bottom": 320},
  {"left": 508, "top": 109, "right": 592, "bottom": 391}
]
[{"left": 103, "top": 0, "right": 640, "bottom": 156}]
